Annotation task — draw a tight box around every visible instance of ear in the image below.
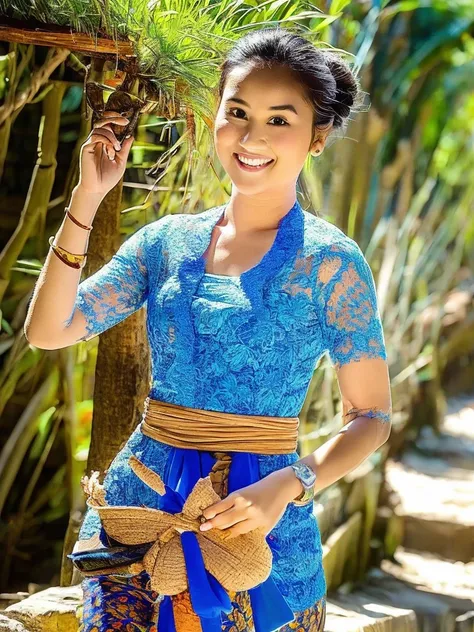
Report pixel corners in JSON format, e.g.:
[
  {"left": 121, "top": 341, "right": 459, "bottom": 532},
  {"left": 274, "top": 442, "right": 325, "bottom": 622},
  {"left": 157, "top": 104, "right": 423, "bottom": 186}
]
[{"left": 310, "top": 129, "right": 330, "bottom": 156}]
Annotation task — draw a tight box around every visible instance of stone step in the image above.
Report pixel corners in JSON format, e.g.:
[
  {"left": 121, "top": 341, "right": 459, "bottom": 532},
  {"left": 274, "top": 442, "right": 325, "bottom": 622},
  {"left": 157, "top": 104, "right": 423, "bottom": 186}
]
[
  {"left": 326, "top": 557, "right": 474, "bottom": 632},
  {"left": 382, "top": 547, "right": 474, "bottom": 606},
  {"left": 3, "top": 586, "right": 81, "bottom": 632},
  {"left": 385, "top": 451, "right": 474, "bottom": 562},
  {"left": 324, "top": 596, "right": 416, "bottom": 632},
  {"left": 415, "top": 393, "right": 474, "bottom": 470}
]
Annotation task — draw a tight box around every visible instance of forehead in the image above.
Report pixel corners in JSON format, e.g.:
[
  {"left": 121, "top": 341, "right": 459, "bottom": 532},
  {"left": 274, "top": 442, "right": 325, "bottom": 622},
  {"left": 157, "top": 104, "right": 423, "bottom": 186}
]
[{"left": 222, "top": 64, "right": 308, "bottom": 108}]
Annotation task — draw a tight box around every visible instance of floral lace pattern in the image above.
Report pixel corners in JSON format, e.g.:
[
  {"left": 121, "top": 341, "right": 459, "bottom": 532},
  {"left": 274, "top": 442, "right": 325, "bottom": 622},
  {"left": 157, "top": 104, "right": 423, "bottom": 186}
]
[
  {"left": 317, "top": 243, "right": 387, "bottom": 370},
  {"left": 71, "top": 201, "right": 388, "bottom": 417},
  {"left": 74, "top": 200, "right": 390, "bottom": 615}
]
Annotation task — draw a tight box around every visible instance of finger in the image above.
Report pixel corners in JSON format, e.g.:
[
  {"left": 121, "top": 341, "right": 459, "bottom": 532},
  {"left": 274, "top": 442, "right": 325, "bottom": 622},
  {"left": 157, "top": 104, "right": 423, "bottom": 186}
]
[
  {"left": 101, "top": 110, "right": 123, "bottom": 118},
  {"left": 103, "top": 143, "right": 115, "bottom": 161},
  {"left": 115, "top": 134, "right": 134, "bottom": 161},
  {"left": 90, "top": 126, "right": 121, "bottom": 146},
  {"left": 89, "top": 128, "right": 121, "bottom": 151},
  {"left": 85, "top": 136, "right": 117, "bottom": 160},
  {"left": 84, "top": 138, "right": 115, "bottom": 158},
  {"left": 222, "top": 520, "right": 256, "bottom": 540},
  {"left": 201, "top": 507, "right": 247, "bottom": 531},
  {"left": 202, "top": 495, "right": 234, "bottom": 520},
  {"left": 95, "top": 116, "right": 129, "bottom": 128},
  {"left": 92, "top": 142, "right": 114, "bottom": 161}
]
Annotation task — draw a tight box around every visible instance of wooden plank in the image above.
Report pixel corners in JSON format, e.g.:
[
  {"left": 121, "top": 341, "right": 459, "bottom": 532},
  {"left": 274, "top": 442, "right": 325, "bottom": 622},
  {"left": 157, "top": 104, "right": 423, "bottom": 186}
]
[{"left": 0, "top": 17, "right": 134, "bottom": 58}]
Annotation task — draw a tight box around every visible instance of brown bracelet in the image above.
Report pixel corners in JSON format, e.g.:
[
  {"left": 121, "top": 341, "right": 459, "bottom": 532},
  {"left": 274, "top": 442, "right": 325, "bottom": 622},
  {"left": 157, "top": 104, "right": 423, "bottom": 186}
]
[
  {"left": 48, "top": 235, "right": 87, "bottom": 269},
  {"left": 65, "top": 207, "right": 93, "bottom": 231}
]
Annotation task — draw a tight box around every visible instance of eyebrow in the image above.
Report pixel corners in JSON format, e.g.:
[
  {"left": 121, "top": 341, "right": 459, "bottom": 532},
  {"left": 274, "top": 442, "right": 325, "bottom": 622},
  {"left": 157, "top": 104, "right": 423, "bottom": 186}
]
[{"left": 227, "top": 97, "right": 298, "bottom": 115}]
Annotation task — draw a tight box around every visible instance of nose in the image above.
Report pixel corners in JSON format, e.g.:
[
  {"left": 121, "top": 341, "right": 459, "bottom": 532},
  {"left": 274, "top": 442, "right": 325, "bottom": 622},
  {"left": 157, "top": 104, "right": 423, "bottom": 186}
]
[{"left": 239, "top": 121, "right": 270, "bottom": 154}]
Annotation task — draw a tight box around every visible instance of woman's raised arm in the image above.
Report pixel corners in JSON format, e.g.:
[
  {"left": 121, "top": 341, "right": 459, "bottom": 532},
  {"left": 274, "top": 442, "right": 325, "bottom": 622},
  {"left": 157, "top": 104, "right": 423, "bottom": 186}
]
[{"left": 24, "top": 111, "right": 138, "bottom": 349}]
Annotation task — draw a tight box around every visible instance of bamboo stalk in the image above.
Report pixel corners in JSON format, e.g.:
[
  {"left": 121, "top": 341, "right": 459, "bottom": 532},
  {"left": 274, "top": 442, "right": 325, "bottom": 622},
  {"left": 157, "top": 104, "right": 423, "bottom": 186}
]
[
  {"left": 0, "top": 80, "right": 67, "bottom": 302},
  {"left": 0, "top": 368, "right": 60, "bottom": 518},
  {"left": 0, "top": 47, "right": 69, "bottom": 126},
  {"left": 0, "top": 18, "right": 134, "bottom": 58}
]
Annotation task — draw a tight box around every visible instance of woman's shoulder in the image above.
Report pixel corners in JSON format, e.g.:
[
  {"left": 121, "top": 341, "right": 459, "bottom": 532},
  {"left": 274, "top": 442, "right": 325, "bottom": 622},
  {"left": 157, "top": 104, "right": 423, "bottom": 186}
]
[{"left": 302, "top": 210, "right": 365, "bottom": 263}]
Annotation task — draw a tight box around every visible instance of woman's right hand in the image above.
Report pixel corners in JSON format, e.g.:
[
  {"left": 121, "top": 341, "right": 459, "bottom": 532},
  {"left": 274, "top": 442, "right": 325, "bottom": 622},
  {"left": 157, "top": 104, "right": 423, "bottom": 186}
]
[{"left": 78, "top": 110, "right": 135, "bottom": 196}]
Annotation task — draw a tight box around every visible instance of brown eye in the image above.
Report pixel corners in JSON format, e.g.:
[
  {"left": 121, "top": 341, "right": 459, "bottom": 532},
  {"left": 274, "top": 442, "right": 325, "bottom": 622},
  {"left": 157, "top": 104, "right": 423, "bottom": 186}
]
[
  {"left": 227, "top": 107, "right": 246, "bottom": 118},
  {"left": 226, "top": 108, "right": 289, "bottom": 126},
  {"left": 269, "top": 116, "right": 289, "bottom": 126}
]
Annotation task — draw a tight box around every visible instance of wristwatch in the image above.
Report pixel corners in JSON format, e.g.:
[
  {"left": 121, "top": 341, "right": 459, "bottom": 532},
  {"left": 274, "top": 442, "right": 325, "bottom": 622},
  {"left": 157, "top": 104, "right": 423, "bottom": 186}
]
[{"left": 290, "top": 462, "right": 317, "bottom": 506}]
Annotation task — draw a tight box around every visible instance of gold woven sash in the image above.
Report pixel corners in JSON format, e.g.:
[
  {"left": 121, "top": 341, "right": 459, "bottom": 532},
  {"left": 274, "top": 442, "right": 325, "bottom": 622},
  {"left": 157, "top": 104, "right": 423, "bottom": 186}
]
[{"left": 140, "top": 397, "right": 299, "bottom": 454}]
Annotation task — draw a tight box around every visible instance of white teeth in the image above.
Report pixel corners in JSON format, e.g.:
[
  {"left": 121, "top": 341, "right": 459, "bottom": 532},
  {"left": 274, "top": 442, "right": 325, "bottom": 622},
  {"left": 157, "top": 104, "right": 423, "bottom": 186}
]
[{"left": 237, "top": 154, "right": 272, "bottom": 166}]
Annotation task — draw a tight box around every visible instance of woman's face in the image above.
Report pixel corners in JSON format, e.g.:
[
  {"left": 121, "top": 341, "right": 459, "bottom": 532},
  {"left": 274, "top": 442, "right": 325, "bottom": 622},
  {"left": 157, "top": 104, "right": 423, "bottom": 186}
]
[{"left": 213, "top": 64, "right": 323, "bottom": 196}]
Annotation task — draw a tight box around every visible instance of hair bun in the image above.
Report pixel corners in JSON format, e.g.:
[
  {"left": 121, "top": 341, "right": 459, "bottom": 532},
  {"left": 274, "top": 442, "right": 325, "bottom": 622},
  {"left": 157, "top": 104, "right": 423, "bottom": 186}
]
[{"left": 321, "top": 52, "right": 359, "bottom": 129}]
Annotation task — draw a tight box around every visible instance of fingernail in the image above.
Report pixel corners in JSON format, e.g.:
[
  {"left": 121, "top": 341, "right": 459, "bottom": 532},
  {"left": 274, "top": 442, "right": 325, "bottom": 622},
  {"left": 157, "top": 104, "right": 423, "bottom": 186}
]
[
  {"left": 125, "top": 134, "right": 131, "bottom": 139},
  {"left": 200, "top": 523, "right": 211, "bottom": 531}
]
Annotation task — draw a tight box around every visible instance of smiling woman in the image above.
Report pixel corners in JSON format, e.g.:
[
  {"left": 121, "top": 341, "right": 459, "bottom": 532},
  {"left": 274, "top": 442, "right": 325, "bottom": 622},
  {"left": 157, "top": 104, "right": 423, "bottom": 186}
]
[
  {"left": 213, "top": 64, "right": 318, "bottom": 202},
  {"left": 23, "top": 24, "right": 391, "bottom": 632}
]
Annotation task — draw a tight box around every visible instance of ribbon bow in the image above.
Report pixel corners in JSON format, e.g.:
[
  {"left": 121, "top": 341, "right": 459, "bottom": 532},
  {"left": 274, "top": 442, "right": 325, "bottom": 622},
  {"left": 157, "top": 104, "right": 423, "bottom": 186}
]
[
  {"left": 84, "top": 454, "right": 273, "bottom": 594},
  {"left": 81, "top": 453, "right": 295, "bottom": 631}
]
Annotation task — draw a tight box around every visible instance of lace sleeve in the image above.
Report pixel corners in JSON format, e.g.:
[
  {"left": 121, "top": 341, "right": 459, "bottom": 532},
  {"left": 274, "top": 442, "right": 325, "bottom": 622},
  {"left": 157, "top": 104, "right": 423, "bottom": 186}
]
[
  {"left": 69, "top": 225, "right": 149, "bottom": 341},
  {"left": 318, "top": 242, "right": 391, "bottom": 429}
]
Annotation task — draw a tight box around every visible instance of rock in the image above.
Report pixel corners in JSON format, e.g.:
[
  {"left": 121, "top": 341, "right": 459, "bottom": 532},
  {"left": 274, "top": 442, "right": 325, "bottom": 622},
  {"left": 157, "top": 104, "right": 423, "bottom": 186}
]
[
  {"left": 0, "top": 615, "right": 27, "bottom": 631},
  {"left": 385, "top": 453, "right": 474, "bottom": 562},
  {"left": 363, "top": 567, "right": 473, "bottom": 632},
  {"left": 4, "top": 586, "right": 82, "bottom": 632},
  {"left": 325, "top": 593, "right": 417, "bottom": 632}
]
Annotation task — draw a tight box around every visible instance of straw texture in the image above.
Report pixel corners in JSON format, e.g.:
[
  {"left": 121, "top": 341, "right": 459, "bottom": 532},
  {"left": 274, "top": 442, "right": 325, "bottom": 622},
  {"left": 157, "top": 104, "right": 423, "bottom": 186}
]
[{"left": 82, "top": 454, "right": 273, "bottom": 595}]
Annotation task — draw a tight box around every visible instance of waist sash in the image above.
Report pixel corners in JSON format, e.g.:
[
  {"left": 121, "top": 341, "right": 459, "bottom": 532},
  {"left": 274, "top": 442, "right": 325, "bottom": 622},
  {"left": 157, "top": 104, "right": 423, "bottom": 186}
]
[{"left": 140, "top": 396, "right": 299, "bottom": 454}]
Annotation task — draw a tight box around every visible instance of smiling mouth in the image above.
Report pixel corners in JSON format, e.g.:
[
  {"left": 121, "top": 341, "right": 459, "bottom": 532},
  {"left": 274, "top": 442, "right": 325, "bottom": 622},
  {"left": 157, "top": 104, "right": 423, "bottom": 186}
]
[{"left": 233, "top": 153, "right": 275, "bottom": 171}]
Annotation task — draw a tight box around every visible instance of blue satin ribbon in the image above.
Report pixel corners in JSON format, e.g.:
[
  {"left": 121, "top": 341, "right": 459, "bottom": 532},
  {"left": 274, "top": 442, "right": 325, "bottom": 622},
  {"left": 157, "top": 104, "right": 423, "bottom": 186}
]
[{"left": 158, "top": 448, "right": 295, "bottom": 632}]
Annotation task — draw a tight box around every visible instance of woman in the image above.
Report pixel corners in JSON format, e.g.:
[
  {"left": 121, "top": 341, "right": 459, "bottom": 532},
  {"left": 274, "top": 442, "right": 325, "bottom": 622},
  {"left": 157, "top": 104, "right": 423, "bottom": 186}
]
[{"left": 24, "top": 27, "right": 392, "bottom": 632}]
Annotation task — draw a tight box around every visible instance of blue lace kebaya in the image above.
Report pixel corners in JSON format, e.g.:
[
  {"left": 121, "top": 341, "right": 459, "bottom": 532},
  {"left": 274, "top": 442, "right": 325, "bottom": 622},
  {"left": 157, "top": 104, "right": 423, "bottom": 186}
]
[{"left": 71, "top": 199, "right": 390, "bottom": 617}]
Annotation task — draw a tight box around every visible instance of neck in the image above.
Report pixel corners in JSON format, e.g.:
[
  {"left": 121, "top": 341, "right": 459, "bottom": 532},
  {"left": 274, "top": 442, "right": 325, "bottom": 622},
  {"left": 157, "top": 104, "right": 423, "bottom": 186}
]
[{"left": 222, "top": 189, "right": 297, "bottom": 233}]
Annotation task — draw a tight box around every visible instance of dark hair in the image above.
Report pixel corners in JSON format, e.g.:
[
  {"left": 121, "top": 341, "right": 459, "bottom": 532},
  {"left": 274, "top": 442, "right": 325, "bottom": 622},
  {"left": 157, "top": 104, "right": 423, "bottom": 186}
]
[{"left": 216, "top": 26, "right": 365, "bottom": 143}]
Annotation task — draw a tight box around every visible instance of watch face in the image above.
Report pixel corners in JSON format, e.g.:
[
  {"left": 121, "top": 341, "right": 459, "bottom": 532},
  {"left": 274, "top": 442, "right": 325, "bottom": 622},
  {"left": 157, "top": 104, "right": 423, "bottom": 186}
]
[{"left": 293, "top": 463, "right": 317, "bottom": 487}]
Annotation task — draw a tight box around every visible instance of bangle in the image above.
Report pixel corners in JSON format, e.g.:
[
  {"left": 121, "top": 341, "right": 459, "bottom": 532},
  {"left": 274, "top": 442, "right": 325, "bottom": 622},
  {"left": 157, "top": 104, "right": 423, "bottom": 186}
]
[
  {"left": 48, "top": 235, "right": 87, "bottom": 269},
  {"left": 65, "top": 207, "right": 93, "bottom": 231},
  {"left": 293, "top": 487, "right": 306, "bottom": 502},
  {"left": 292, "top": 486, "right": 315, "bottom": 506}
]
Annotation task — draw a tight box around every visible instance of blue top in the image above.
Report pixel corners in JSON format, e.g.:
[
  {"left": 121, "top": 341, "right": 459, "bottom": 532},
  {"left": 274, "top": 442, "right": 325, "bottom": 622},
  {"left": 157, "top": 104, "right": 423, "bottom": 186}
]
[
  {"left": 73, "top": 199, "right": 387, "bottom": 417},
  {"left": 71, "top": 199, "right": 389, "bottom": 628}
]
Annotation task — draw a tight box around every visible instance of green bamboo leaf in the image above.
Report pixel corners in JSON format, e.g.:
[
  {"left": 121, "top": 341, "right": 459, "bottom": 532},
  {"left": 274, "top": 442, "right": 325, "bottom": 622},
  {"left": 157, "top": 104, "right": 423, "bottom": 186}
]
[{"left": 329, "top": 0, "right": 352, "bottom": 14}]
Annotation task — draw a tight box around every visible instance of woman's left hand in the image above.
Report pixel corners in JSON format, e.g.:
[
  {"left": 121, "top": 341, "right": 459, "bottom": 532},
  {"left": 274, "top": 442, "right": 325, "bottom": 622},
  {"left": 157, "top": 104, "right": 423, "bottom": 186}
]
[{"left": 199, "top": 469, "right": 297, "bottom": 539}]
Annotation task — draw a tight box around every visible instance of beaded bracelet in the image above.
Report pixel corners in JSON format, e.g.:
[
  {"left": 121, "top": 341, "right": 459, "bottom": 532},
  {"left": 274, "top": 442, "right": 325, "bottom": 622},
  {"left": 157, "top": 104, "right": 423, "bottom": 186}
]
[{"left": 48, "top": 235, "right": 87, "bottom": 270}]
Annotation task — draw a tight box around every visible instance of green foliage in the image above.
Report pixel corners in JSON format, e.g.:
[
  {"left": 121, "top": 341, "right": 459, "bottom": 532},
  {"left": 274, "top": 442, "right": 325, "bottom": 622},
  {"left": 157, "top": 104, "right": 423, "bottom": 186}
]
[{"left": 0, "top": 0, "right": 473, "bottom": 590}]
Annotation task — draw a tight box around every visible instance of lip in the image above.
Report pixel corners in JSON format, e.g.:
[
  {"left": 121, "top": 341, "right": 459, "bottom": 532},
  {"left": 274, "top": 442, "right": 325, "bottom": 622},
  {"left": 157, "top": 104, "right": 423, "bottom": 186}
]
[
  {"left": 233, "top": 152, "right": 274, "bottom": 172},
  {"left": 236, "top": 151, "right": 273, "bottom": 160}
]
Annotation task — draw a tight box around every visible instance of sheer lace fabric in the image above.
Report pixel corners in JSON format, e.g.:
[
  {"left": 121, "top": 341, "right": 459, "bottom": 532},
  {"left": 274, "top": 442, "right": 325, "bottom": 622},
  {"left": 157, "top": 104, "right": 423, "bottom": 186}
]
[
  {"left": 316, "top": 243, "right": 391, "bottom": 426},
  {"left": 66, "top": 223, "right": 152, "bottom": 340},
  {"left": 73, "top": 201, "right": 391, "bottom": 611}
]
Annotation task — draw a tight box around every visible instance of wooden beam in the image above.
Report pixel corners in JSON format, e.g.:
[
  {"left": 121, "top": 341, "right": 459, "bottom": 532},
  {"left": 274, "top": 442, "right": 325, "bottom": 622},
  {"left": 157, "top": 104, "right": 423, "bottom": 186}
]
[{"left": 0, "top": 17, "right": 135, "bottom": 58}]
